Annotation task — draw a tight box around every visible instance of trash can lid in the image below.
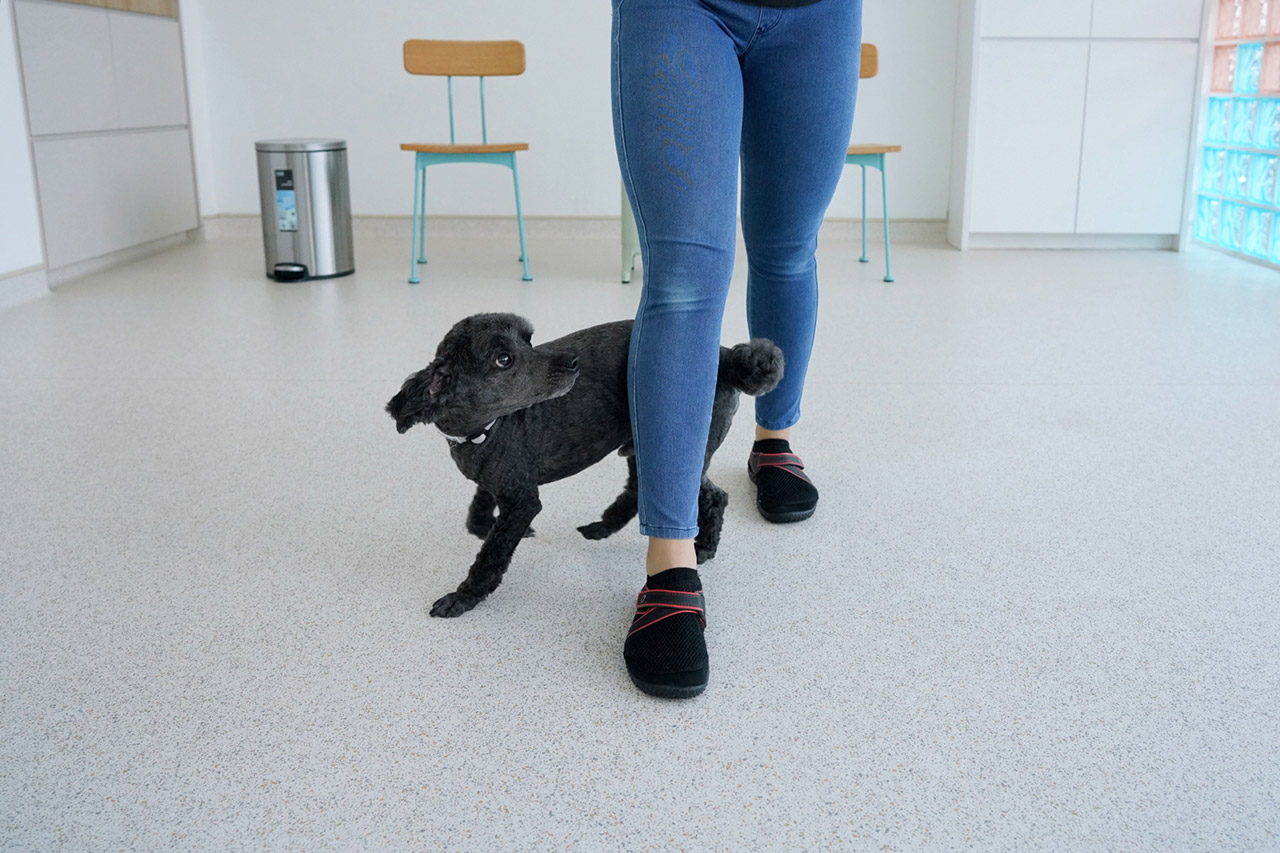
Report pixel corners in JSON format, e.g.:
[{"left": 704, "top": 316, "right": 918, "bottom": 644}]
[{"left": 255, "top": 138, "right": 347, "bottom": 153}]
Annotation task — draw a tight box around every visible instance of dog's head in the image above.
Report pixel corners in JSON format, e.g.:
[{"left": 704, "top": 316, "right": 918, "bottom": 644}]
[{"left": 386, "top": 313, "right": 580, "bottom": 436}]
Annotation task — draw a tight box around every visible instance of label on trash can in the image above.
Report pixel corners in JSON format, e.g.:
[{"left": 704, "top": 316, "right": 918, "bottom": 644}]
[{"left": 274, "top": 170, "right": 298, "bottom": 232}]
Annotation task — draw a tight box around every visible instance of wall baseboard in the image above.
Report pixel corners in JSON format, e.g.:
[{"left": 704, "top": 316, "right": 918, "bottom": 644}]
[
  {"left": 199, "top": 214, "right": 951, "bottom": 245},
  {"left": 965, "top": 233, "right": 1178, "bottom": 251},
  {"left": 0, "top": 266, "right": 50, "bottom": 310}
]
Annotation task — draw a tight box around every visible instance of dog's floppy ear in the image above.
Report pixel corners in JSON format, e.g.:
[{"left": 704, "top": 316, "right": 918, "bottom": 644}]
[{"left": 386, "top": 358, "right": 450, "bottom": 433}]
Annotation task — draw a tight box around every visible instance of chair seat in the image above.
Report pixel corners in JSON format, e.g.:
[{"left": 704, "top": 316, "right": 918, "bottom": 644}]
[
  {"left": 847, "top": 144, "right": 901, "bottom": 156},
  {"left": 401, "top": 142, "right": 529, "bottom": 153}
]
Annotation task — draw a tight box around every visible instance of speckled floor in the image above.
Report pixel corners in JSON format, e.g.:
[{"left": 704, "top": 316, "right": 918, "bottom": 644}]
[{"left": 2, "top": 222, "right": 1278, "bottom": 851}]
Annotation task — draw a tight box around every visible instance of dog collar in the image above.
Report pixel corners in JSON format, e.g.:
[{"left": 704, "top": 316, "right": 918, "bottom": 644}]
[{"left": 439, "top": 419, "right": 498, "bottom": 447}]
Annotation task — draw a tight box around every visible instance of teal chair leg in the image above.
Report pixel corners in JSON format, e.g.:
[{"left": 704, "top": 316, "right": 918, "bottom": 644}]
[
  {"left": 879, "top": 156, "right": 893, "bottom": 283},
  {"left": 417, "top": 166, "right": 428, "bottom": 263},
  {"left": 859, "top": 164, "right": 869, "bottom": 264},
  {"left": 511, "top": 155, "right": 532, "bottom": 280},
  {"left": 409, "top": 161, "right": 423, "bottom": 284},
  {"left": 621, "top": 182, "right": 641, "bottom": 283}
]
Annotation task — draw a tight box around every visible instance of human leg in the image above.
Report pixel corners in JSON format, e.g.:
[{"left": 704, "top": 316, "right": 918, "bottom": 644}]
[{"left": 739, "top": 0, "right": 863, "bottom": 522}]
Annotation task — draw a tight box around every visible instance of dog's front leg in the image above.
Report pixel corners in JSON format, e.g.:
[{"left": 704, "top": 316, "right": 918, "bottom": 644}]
[
  {"left": 431, "top": 488, "right": 542, "bottom": 617},
  {"left": 465, "top": 486, "right": 497, "bottom": 539}
]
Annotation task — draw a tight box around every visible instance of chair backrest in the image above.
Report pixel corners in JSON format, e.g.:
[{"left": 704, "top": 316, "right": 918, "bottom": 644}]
[
  {"left": 404, "top": 40, "right": 525, "bottom": 77},
  {"left": 861, "top": 43, "right": 878, "bottom": 79},
  {"left": 403, "top": 40, "right": 526, "bottom": 146}
]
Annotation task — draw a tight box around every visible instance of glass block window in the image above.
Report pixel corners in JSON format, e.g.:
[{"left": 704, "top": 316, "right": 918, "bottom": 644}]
[{"left": 1197, "top": 0, "right": 1280, "bottom": 262}]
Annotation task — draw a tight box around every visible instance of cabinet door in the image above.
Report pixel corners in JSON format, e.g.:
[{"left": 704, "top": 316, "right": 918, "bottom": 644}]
[
  {"left": 110, "top": 11, "right": 189, "bottom": 129},
  {"left": 980, "top": 0, "right": 1093, "bottom": 38},
  {"left": 970, "top": 40, "right": 1090, "bottom": 233},
  {"left": 34, "top": 130, "right": 199, "bottom": 268},
  {"left": 14, "top": 0, "right": 116, "bottom": 135},
  {"left": 1090, "top": 0, "right": 1204, "bottom": 39},
  {"left": 1076, "top": 42, "right": 1199, "bottom": 234}
]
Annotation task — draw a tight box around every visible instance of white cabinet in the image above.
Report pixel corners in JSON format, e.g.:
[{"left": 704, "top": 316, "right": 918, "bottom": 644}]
[
  {"left": 1076, "top": 41, "right": 1200, "bottom": 234},
  {"left": 34, "top": 130, "right": 199, "bottom": 268},
  {"left": 951, "top": 0, "right": 1204, "bottom": 247},
  {"left": 110, "top": 13, "right": 189, "bottom": 129},
  {"left": 980, "top": 0, "right": 1092, "bottom": 38},
  {"left": 14, "top": 0, "right": 117, "bottom": 136},
  {"left": 1090, "top": 0, "right": 1204, "bottom": 39},
  {"left": 14, "top": 0, "right": 198, "bottom": 274},
  {"left": 970, "top": 41, "right": 1089, "bottom": 233}
]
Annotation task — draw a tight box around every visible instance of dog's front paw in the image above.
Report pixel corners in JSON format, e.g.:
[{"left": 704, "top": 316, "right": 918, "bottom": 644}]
[
  {"left": 430, "top": 591, "right": 481, "bottom": 617},
  {"left": 577, "top": 521, "right": 617, "bottom": 540}
]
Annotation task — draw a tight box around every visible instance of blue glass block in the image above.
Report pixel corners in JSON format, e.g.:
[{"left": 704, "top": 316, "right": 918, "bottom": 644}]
[
  {"left": 1207, "top": 98, "right": 1233, "bottom": 144},
  {"left": 1220, "top": 203, "right": 1245, "bottom": 250},
  {"left": 1201, "top": 147, "right": 1227, "bottom": 193},
  {"left": 1244, "top": 208, "right": 1271, "bottom": 257},
  {"left": 1270, "top": 216, "right": 1280, "bottom": 262},
  {"left": 1230, "top": 98, "right": 1258, "bottom": 145},
  {"left": 1258, "top": 99, "right": 1280, "bottom": 151},
  {"left": 1225, "top": 151, "right": 1251, "bottom": 199},
  {"left": 1236, "top": 44, "right": 1263, "bottom": 95},
  {"left": 1195, "top": 196, "right": 1217, "bottom": 242},
  {"left": 1249, "top": 155, "right": 1277, "bottom": 204}
]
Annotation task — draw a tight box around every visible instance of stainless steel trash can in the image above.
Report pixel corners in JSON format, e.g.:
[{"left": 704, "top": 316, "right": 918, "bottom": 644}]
[{"left": 255, "top": 138, "right": 354, "bottom": 281}]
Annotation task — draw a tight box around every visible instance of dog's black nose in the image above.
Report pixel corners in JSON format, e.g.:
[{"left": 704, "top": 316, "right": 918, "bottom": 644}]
[{"left": 567, "top": 356, "right": 579, "bottom": 371}]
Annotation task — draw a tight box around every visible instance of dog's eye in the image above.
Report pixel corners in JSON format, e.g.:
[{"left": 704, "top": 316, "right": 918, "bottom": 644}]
[{"left": 494, "top": 353, "right": 512, "bottom": 369}]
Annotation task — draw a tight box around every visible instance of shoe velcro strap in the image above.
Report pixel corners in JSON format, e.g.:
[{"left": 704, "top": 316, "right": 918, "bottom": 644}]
[
  {"left": 636, "top": 588, "right": 705, "bottom": 610},
  {"left": 750, "top": 452, "right": 812, "bottom": 485},
  {"left": 752, "top": 452, "right": 805, "bottom": 470},
  {"left": 629, "top": 588, "right": 706, "bottom": 637}
]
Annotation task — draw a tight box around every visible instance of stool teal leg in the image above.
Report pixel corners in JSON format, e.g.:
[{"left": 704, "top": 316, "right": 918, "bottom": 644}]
[
  {"left": 417, "top": 163, "right": 428, "bottom": 264},
  {"left": 880, "top": 156, "right": 894, "bottom": 283},
  {"left": 409, "top": 162, "right": 422, "bottom": 284},
  {"left": 859, "top": 164, "right": 870, "bottom": 264},
  {"left": 511, "top": 155, "right": 532, "bottom": 281}
]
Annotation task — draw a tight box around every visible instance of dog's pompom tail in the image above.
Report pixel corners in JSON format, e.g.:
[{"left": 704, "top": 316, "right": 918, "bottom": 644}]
[{"left": 721, "top": 338, "right": 784, "bottom": 397}]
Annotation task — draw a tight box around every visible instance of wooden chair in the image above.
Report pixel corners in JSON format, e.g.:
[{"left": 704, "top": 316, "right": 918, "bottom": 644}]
[
  {"left": 845, "top": 43, "right": 900, "bottom": 282},
  {"left": 402, "top": 39, "right": 532, "bottom": 282}
]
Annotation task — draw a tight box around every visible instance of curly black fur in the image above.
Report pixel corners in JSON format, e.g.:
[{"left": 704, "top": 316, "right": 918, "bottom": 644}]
[{"left": 387, "top": 313, "right": 783, "bottom": 617}]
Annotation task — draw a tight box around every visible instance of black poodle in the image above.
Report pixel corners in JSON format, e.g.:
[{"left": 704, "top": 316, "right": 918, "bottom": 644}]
[{"left": 386, "top": 312, "right": 783, "bottom": 617}]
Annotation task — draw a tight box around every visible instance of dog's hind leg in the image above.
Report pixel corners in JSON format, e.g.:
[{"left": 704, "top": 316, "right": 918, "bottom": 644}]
[
  {"left": 578, "top": 456, "right": 638, "bottom": 540},
  {"left": 431, "top": 488, "right": 542, "bottom": 617},
  {"left": 694, "top": 478, "right": 729, "bottom": 564}
]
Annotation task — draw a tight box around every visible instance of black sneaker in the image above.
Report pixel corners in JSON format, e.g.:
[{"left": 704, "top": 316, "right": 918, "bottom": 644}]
[
  {"left": 623, "top": 568, "right": 708, "bottom": 699},
  {"left": 748, "top": 439, "right": 819, "bottom": 523}
]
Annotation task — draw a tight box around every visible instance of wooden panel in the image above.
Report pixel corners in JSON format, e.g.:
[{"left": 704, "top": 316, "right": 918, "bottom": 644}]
[
  {"left": 35, "top": 0, "right": 178, "bottom": 19},
  {"left": 1076, "top": 42, "right": 1199, "bottom": 234},
  {"left": 404, "top": 40, "right": 525, "bottom": 77},
  {"left": 34, "top": 129, "right": 198, "bottom": 268},
  {"left": 110, "top": 11, "right": 188, "bottom": 128},
  {"left": 970, "top": 40, "right": 1089, "bottom": 233},
  {"left": 980, "top": 0, "right": 1092, "bottom": 38},
  {"left": 847, "top": 144, "right": 901, "bottom": 155},
  {"left": 860, "top": 43, "right": 878, "bottom": 79},
  {"left": 15, "top": 0, "right": 117, "bottom": 135},
  {"left": 1091, "top": 0, "right": 1203, "bottom": 39},
  {"left": 401, "top": 143, "right": 528, "bottom": 153}
]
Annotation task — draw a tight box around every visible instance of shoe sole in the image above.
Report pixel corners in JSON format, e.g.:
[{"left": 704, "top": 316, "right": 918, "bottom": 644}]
[
  {"left": 628, "top": 674, "right": 708, "bottom": 699},
  {"left": 757, "top": 502, "right": 817, "bottom": 524}
]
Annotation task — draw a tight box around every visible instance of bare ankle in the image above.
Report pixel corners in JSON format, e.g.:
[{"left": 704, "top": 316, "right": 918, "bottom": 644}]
[{"left": 646, "top": 537, "right": 697, "bottom": 576}]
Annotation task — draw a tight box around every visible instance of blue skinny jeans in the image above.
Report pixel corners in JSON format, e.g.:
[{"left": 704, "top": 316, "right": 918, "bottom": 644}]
[{"left": 612, "top": 0, "right": 862, "bottom": 538}]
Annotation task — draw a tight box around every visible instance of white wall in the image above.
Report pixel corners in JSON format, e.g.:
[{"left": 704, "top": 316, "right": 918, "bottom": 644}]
[
  {"left": 1, "top": 0, "right": 45, "bottom": 279},
  {"left": 190, "top": 0, "right": 960, "bottom": 221}
]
